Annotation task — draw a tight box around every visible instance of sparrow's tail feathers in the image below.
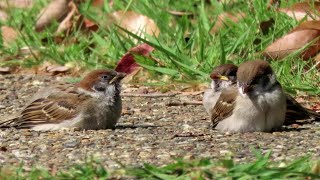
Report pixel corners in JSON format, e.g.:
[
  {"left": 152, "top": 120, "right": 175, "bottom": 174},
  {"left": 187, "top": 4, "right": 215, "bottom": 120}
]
[
  {"left": 306, "top": 109, "right": 320, "bottom": 120},
  {"left": 0, "top": 116, "right": 20, "bottom": 128}
]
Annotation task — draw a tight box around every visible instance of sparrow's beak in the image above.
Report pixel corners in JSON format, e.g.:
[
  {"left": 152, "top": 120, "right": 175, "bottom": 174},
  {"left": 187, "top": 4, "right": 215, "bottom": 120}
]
[
  {"left": 240, "top": 83, "right": 250, "bottom": 94},
  {"left": 109, "top": 72, "right": 126, "bottom": 84},
  {"left": 219, "top": 75, "right": 229, "bottom": 81},
  {"left": 210, "top": 74, "right": 229, "bottom": 81}
]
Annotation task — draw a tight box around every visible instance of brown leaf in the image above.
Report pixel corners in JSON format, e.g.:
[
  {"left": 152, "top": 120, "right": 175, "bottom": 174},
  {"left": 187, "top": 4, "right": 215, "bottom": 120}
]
[
  {"left": 83, "top": 18, "right": 99, "bottom": 31},
  {"left": 211, "top": 12, "right": 246, "bottom": 33},
  {"left": 115, "top": 43, "right": 154, "bottom": 74},
  {"left": 75, "top": 0, "right": 113, "bottom": 31},
  {"left": 279, "top": 2, "right": 320, "bottom": 21},
  {"left": 1, "top": 26, "right": 18, "bottom": 47},
  {"left": 0, "top": 0, "right": 33, "bottom": 9},
  {"left": 263, "top": 21, "right": 320, "bottom": 60},
  {"left": 0, "top": 67, "right": 11, "bottom": 74},
  {"left": 35, "top": 0, "right": 70, "bottom": 32},
  {"left": 46, "top": 65, "right": 70, "bottom": 74},
  {"left": 55, "top": 1, "right": 79, "bottom": 34},
  {"left": 109, "top": 10, "right": 160, "bottom": 38}
]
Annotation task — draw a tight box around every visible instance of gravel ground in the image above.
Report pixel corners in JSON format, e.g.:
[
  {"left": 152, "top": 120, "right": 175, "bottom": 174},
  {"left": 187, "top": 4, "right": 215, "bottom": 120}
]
[{"left": 0, "top": 74, "right": 320, "bottom": 172}]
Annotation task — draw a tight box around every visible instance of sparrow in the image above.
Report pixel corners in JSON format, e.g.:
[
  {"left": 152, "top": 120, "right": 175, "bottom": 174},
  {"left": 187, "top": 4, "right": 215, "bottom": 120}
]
[
  {"left": 204, "top": 64, "right": 320, "bottom": 125},
  {"left": 211, "top": 60, "right": 287, "bottom": 132},
  {"left": 203, "top": 64, "right": 238, "bottom": 117},
  {"left": 0, "top": 69, "right": 126, "bottom": 131},
  {"left": 285, "top": 94, "right": 320, "bottom": 124}
]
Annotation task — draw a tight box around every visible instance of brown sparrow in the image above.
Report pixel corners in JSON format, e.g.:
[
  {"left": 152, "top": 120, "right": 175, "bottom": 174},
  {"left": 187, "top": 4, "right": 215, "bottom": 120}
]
[
  {"left": 0, "top": 69, "right": 126, "bottom": 131},
  {"left": 203, "top": 64, "right": 238, "bottom": 117},
  {"left": 205, "top": 64, "right": 320, "bottom": 125},
  {"left": 211, "top": 60, "right": 286, "bottom": 132}
]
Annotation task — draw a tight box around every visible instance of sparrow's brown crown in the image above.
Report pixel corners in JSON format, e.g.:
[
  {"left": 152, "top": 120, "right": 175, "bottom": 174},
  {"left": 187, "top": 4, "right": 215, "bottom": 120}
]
[
  {"left": 78, "top": 69, "right": 126, "bottom": 92},
  {"left": 237, "top": 60, "right": 273, "bottom": 86},
  {"left": 210, "top": 64, "right": 238, "bottom": 80}
]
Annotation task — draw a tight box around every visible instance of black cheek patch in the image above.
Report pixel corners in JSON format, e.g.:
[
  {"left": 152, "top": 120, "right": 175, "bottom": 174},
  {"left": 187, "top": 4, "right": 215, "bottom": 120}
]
[{"left": 93, "top": 84, "right": 106, "bottom": 92}]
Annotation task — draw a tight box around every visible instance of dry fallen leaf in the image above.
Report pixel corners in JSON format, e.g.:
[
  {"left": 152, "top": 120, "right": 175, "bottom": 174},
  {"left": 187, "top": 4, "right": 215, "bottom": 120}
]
[
  {"left": 263, "top": 21, "right": 320, "bottom": 60},
  {"left": 0, "top": 67, "right": 11, "bottom": 74},
  {"left": 1, "top": 26, "right": 18, "bottom": 47},
  {"left": 77, "top": 0, "right": 113, "bottom": 31},
  {"left": 55, "top": 1, "right": 79, "bottom": 34},
  {"left": 279, "top": 2, "right": 320, "bottom": 21},
  {"left": 0, "top": 0, "right": 33, "bottom": 9},
  {"left": 46, "top": 65, "right": 70, "bottom": 74},
  {"left": 35, "top": 0, "right": 70, "bottom": 32},
  {"left": 211, "top": 12, "right": 246, "bottom": 33},
  {"left": 109, "top": 10, "right": 160, "bottom": 38}
]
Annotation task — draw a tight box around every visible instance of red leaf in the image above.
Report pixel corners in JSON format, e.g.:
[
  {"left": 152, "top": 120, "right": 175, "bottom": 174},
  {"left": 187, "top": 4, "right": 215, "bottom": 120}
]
[{"left": 115, "top": 43, "right": 154, "bottom": 74}]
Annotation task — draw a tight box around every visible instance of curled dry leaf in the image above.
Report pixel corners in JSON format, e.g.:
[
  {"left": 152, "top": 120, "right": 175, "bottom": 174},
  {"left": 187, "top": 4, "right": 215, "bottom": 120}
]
[
  {"left": 35, "top": 0, "right": 70, "bottom": 32},
  {"left": 0, "top": 10, "right": 8, "bottom": 22},
  {"left": 34, "top": 62, "right": 71, "bottom": 76},
  {"left": 263, "top": 21, "right": 320, "bottom": 60},
  {"left": 279, "top": 2, "right": 320, "bottom": 21},
  {"left": 46, "top": 65, "right": 70, "bottom": 74},
  {"left": 211, "top": 12, "right": 246, "bottom": 33},
  {"left": 55, "top": 1, "right": 79, "bottom": 34},
  {"left": 0, "top": 0, "right": 33, "bottom": 9},
  {"left": 1, "top": 26, "right": 18, "bottom": 47},
  {"left": 115, "top": 43, "right": 155, "bottom": 74},
  {"left": 0, "top": 67, "right": 11, "bottom": 74},
  {"left": 109, "top": 10, "right": 160, "bottom": 38},
  {"left": 78, "top": 0, "right": 113, "bottom": 31}
]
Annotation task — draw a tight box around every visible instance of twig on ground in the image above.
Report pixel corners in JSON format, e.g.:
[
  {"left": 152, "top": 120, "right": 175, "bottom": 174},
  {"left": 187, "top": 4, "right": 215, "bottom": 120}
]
[
  {"left": 166, "top": 100, "right": 203, "bottom": 106},
  {"left": 171, "top": 132, "right": 209, "bottom": 139},
  {"left": 121, "top": 93, "right": 179, "bottom": 97}
]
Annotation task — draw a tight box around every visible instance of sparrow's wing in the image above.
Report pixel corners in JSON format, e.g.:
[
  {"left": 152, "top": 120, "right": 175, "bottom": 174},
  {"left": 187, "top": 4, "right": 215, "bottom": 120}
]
[
  {"left": 211, "top": 87, "right": 237, "bottom": 127},
  {"left": 1, "top": 86, "right": 90, "bottom": 129},
  {"left": 285, "top": 94, "right": 320, "bottom": 125}
]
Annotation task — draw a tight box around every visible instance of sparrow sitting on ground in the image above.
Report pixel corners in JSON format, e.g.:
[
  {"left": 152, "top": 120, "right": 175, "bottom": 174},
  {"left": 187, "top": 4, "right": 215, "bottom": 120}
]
[
  {"left": 0, "top": 69, "right": 126, "bottom": 131},
  {"left": 204, "top": 64, "right": 320, "bottom": 125},
  {"left": 211, "top": 60, "right": 287, "bottom": 132},
  {"left": 203, "top": 64, "right": 238, "bottom": 117}
]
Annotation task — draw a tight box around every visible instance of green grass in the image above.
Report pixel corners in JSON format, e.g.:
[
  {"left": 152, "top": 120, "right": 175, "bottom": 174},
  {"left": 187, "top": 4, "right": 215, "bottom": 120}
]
[
  {"left": 0, "top": 0, "right": 319, "bottom": 94},
  {"left": 1, "top": 151, "right": 320, "bottom": 179}
]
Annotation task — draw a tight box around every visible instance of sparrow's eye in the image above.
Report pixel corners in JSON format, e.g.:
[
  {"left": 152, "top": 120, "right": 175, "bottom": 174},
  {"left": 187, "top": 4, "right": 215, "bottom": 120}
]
[
  {"left": 251, "top": 78, "right": 259, "bottom": 85},
  {"left": 228, "top": 71, "right": 236, "bottom": 77},
  {"left": 101, "top": 75, "right": 109, "bottom": 81}
]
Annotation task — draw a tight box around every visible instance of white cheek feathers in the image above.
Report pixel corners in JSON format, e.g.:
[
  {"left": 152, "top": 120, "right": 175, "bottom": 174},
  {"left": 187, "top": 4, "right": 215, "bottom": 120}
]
[
  {"left": 105, "top": 85, "right": 116, "bottom": 96},
  {"left": 210, "top": 81, "right": 215, "bottom": 89},
  {"left": 237, "top": 82, "right": 247, "bottom": 97}
]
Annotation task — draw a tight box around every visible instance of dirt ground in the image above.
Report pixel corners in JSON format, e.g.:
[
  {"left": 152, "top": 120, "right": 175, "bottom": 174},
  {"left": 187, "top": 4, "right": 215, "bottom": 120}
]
[{"left": 0, "top": 74, "right": 320, "bottom": 172}]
